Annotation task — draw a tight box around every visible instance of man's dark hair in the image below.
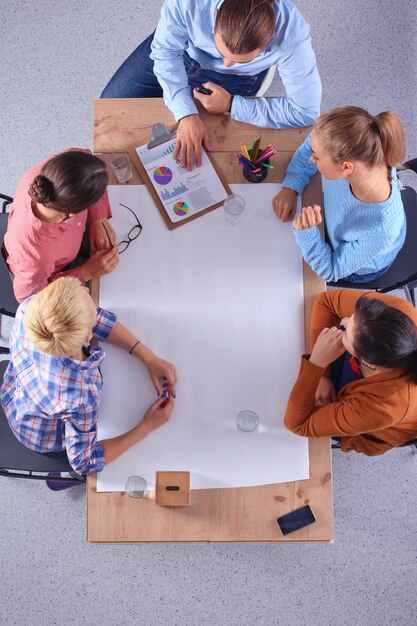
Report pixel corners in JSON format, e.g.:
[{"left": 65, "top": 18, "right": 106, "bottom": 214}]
[{"left": 215, "top": 0, "right": 276, "bottom": 55}]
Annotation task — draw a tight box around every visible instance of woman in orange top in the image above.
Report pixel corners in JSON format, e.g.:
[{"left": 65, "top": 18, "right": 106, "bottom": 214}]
[{"left": 284, "top": 289, "right": 417, "bottom": 455}]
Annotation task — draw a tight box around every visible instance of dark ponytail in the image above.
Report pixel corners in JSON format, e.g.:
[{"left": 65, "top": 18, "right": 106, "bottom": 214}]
[
  {"left": 29, "top": 175, "right": 56, "bottom": 206},
  {"left": 353, "top": 297, "right": 417, "bottom": 383},
  {"left": 215, "top": 0, "right": 276, "bottom": 55},
  {"left": 28, "top": 151, "right": 108, "bottom": 214}
]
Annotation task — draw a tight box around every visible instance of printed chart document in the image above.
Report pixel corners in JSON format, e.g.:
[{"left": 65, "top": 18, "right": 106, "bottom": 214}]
[
  {"left": 135, "top": 139, "right": 228, "bottom": 223},
  {"left": 97, "top": 184, "right": 308, "bottom": 492}
]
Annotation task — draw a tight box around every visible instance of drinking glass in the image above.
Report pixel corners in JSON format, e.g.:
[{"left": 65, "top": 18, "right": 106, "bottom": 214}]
[
  {"left": 125, "top": 475, "right": 148, "bottom": 498},
  {"left": 236, "top": 410, "right": 259, "bottom": 432},
  {"left": 110, "top": 152, "right": 133, "bottom": 183},
  {"left": 223, "top": 194, "right": 246, "bottom": 225}
]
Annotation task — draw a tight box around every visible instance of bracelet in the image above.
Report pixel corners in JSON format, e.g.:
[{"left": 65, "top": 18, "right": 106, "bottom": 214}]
[{"left": 129, "top": 340, "right": 141, "bottom": 355}]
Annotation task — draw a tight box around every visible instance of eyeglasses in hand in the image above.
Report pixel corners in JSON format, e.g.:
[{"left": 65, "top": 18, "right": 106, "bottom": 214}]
[{"left": 117, "top": 202, "right": 142, "bottom": 253}]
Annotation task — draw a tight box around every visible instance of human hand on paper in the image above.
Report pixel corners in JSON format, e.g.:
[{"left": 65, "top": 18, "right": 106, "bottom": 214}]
[
  {"left": 141, "top": 395, "right": 174, "bottom": 434},
  {"left": 147, "top": 356, "right": 177, "bottom": 398},
  {"left": 309, "top": 327, "right": 346, "bottom": 369},
  {"left": 292, "top": 205, "right": 322, "bottom": 231},
  {"left": 80, "top": 245, "right": 119, "bottom": 281},
  {"left": 315, "top": 376, "right": 337, "bottom": 406},
  {"left": 193, "top": 82, "right": 232, "bottom": 114},
  {"left": 89, "top": 218, "right": 116, "bottom": 252},
  {"left": 272, "top": 187, "right": 298, "bottom": 222},
  {"left": 174, "top": 114, "right": 212, "bottom": 170}
]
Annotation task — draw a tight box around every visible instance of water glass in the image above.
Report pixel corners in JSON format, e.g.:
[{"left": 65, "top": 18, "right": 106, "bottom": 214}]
[
  {"left": 236, "top": 410, "right": 259, "bottom": 432},
  {"left": 223, "top": 194, "right": 246, "bottom": 225},
  {"left": 110, "top": 152, "right": 133, "bottom": 183},
  {"left": 125, "top": 475, "right": 148, "bottom": 498}
]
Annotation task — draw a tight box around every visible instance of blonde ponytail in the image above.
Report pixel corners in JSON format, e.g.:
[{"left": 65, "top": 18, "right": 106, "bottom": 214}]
[
  {"left": 314, "top": 106, "right": 406, "bottom": 168},
  {"left": 374, "top": 111, "right": 406, "bottom": 168}
]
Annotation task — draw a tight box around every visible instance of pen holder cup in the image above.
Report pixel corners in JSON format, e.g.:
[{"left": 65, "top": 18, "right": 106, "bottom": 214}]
[{"left": 242, "top": 158, "right": 270, "bottom": 183}]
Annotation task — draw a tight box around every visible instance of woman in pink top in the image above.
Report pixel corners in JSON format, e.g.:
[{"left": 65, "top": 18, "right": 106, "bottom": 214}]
[{"left": 4, "top": 149, "right": 119, "bottom": 302}]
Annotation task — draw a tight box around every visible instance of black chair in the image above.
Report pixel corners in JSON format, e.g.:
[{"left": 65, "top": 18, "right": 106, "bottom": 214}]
[
  {"left": 326, "top": 159, "right": 417, "bottom": 305},
  {"left": 0, "top": 358, "right": 84, "bottom": 483},
  {"left": 332, "top": 438, "right": 417, "bottom": 450},
  {"left": 0, "top": 193, "right": 18, "bottom": 319}
]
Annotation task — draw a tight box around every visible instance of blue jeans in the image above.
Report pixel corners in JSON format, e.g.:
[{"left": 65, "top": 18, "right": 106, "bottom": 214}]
[
  {"left": 101, "top": 33, "right": 268, "bottom": 99},
  {"left": 343, "top": 264, "right": 392, "bottom": 283}
]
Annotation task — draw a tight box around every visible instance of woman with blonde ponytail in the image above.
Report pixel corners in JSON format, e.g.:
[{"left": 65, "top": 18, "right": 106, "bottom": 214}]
[{"left": 273, "top": 106, "right": 407, "bottom": 283}]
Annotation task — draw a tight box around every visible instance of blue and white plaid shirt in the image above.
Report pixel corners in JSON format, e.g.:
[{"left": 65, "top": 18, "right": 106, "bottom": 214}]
[{"left": 0, "top": 300, "right": 117, "bottom": 475}]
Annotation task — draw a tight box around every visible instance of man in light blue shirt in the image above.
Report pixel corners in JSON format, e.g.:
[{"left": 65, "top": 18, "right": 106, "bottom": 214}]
[{"left": 102, "top": 0, "right": 321, "bottom": 169}]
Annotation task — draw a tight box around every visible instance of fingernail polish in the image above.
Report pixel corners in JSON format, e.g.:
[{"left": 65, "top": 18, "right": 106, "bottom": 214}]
[{"left": 162, "top": 393, "right": 168, "bottom": 398}]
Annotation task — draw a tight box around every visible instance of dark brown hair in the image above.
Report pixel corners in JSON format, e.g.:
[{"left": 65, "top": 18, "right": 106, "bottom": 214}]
[
  {"left": 314, "top": 106, "right": 406, "bottom": 168},
  {"left": 214, "top": 0, "right": 276, "bottom": 55},
  {"left": 353, "top": 296, "right": 417, "bottom": 382},
  {"left": 28, "top": 151, "right": 108, "bottom": 214}
]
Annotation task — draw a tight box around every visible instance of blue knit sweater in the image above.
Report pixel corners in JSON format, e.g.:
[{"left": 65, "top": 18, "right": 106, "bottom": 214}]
[{"left": 282, "top": 133, "right": 406, "bottom": 281}]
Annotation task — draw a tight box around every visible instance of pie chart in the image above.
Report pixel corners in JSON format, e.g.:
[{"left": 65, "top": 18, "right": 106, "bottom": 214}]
[
  {"left": 173, "top": 201, "right": 188, "bottom": 216},
  {"left": 153, "top": 166, "right": 173, "bottom": 185}
]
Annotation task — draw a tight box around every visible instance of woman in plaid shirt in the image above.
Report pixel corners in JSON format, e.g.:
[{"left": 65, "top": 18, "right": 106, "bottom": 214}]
[{"left": 0, "top": 277, "right": 176, "bottom": 475}]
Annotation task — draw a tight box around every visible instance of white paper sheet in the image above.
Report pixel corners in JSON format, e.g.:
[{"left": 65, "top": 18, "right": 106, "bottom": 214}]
[
  {"left": 135, "top": 140, "right": 228, "bottom": 222},
  {"left": 96, "top": 183, "right": 308, "bottom": 492}
]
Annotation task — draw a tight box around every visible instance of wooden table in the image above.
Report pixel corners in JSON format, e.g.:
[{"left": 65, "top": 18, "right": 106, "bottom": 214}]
[{"left": 88, "top": 98, "right": 332, "bottom": 543}]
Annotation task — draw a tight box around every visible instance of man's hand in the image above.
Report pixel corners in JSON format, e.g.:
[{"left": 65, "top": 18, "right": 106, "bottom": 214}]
[
  {"left": 315, "top": 376, "right": 337, "bottom": 406},
  {"left": 309, "top": 327, "right": 346, "bottom": 368},
  {"left": 292, "top": 205, "right": 322, "bottom": 231},
  {"left": 272, "top": 187, "right": 298, "bottom": 222},
  {"left": 173, "top": 114, "right": 212, "bottom": 170},
  {"left": 193, "top": 82, "right": 232, "bottom": 115},
  {"left": 89, "top": 218, "right": 116, "bottom": 253},
  {"left": 80, "top": 245, "right": 119, "bottom": 281}
]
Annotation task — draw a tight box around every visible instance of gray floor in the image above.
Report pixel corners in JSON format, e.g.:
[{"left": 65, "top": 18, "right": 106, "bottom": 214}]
[{"left": 1, "top": 2, "right": 417, "bottom": 625}]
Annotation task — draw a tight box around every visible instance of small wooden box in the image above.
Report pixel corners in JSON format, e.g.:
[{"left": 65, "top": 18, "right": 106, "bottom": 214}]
[{"left": 155, "top": 471, "right": 191, "bottom": 507}]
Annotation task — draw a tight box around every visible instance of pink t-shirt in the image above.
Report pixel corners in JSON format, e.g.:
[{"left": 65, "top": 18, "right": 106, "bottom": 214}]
[{"left": 4, "top": 149, "right": 111, "bottom": 302}]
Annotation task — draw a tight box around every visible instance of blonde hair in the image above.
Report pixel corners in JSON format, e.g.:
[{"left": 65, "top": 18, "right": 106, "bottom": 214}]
[
  {"left": 314, "top": 106, "right": 406, "bottom": 168},
  {"left": 24, "top": 277, "right": 95, "bottom": 357}
]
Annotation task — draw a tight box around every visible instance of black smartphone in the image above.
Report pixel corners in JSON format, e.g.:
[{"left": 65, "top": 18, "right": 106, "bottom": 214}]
[
  {"left": 195, "top": 85, "right": 213, "bottom": 95},
  {"left": 276, "top": 505, "right": 316, "bottom": 535}
]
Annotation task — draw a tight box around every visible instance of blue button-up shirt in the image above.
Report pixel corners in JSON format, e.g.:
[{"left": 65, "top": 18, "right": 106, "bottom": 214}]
[
  {"left": 150, "top": 0, "right": 321, "bottom": 128},
  {"left": 0, "top": 300, "right": 117, "bottom": 475}
]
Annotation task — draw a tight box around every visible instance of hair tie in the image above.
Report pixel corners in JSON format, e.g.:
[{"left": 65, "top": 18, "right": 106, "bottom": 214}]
[
  {"left": 129, "top": 340, "right": 141, "bottom": 355},
  {"left": 371, "top": 120, "right": 380, "bottom": 135}
]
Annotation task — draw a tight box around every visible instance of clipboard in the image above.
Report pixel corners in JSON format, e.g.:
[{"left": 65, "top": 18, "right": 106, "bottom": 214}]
[{"left": 130, "top": 123, "right": 232, "bottom": 230}]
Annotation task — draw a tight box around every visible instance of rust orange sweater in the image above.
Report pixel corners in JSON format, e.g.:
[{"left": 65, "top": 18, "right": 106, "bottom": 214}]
[{"left": 284, "top": 289, "right": 417, "bottom": 455}]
